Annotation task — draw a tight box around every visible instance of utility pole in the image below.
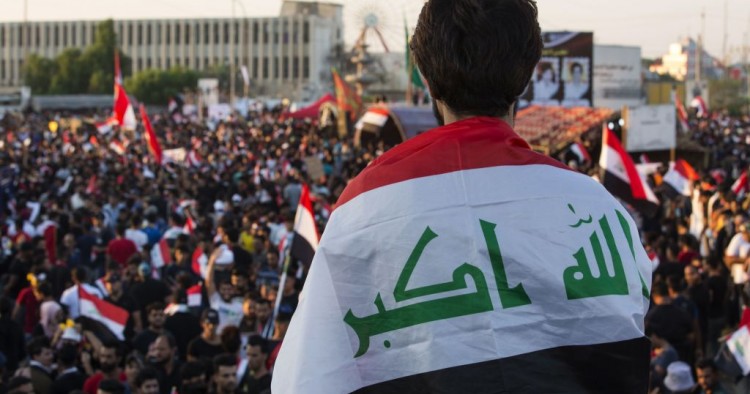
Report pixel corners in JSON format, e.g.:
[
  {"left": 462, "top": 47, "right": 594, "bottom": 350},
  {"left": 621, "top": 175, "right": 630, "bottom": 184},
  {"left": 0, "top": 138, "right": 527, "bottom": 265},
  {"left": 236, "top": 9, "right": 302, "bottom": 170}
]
[
  {"left": 696, "top": 8, "right": 705, "bottom": 83},
  {"left": 723, "top": 0, "right": 729, "bottom": 66},
  {"left": 229, "top": 0, "right": 236, "bottom": 109}
]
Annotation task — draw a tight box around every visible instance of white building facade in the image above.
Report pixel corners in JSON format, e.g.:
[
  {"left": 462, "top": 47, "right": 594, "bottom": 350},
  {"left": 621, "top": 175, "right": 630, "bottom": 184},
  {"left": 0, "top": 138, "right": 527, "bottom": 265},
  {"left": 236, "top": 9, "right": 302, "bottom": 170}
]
[{"left": 0, "top": 1, "right": 343, "bottom": 100}]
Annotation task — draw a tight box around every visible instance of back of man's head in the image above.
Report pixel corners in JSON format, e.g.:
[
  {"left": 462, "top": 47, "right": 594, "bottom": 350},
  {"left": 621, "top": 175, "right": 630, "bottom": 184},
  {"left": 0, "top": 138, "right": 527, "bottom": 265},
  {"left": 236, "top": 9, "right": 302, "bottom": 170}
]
[
  {"left": 412, "top": 0, "right": 542, "bottom": 118},
  {"left": 98, "top": 379, "right": 125, "bottom": 394}
]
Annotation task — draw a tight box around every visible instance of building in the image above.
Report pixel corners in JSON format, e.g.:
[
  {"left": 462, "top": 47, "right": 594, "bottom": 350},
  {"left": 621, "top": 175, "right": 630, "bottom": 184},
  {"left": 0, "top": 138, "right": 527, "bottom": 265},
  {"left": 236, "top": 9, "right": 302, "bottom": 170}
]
[
  {"left": 649, "top": 38, "right": 724, "bottom": 81},
  {"left": 0, "top": 1, "right": 343, "bottom": 101}
]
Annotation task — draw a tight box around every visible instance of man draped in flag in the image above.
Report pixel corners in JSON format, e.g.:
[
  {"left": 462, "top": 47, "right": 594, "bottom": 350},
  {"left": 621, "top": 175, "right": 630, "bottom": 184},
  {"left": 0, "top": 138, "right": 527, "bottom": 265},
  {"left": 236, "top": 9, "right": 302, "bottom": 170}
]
[{"left": 273, "top": 1, "right": 651, "bottom": 392}]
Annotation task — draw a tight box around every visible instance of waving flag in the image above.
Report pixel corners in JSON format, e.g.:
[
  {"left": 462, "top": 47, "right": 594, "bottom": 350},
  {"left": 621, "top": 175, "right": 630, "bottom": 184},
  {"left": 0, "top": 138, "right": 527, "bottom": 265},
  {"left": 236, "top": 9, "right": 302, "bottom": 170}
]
[
  {"left": 140, "top": 105, "right": 163, "bottom": 165},
  {"left": 273, "top": 117, "right": 651, "bottom": 393},
  {"left": 332, "top": 68, "right": 362, "bottom": 121},
  {"left": 289, "top": 184, "right": 319, "bottom": 267},
  {"left": 733, "top": 171, "right": 749, "bottom": 197},
  {"left": 113, "top": 52, "right": 137, "bottom": 130},
  {"left": 675, "top": 97, "right": 690, "bottom": 132},
  {"left": 79, "top": 286, "right": 129, "bottom": 340},
  {"left": 569, "top": 141, "right": 591, "bottom": 163},
  {"left": 599, "top": 125, "right": 659, "bottom": 217},
  {"left": 663, "top": 159, "right": 699, "bottom": 196},
  {"left": 151, "top": 238, "right": 172, "bottom": 269}
]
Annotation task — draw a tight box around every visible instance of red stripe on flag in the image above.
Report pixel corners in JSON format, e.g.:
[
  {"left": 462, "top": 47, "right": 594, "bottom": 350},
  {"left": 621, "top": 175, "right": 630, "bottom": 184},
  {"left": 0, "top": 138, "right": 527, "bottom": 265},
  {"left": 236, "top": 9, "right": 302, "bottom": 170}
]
[
  {"left": 78, "top": 286, "right": 129, "bottom": 325},
  {"left": 337, "top": 117, "right": 569, "bottom": 207},
  {"left": 140, "top": 105, "right": 163, "bottom": 165},
  {"left": 674, "top": 159, "right": 699, "bottom": 181},
  {"left": 159, "top": 238, "right": 172, "bottom": 265}
]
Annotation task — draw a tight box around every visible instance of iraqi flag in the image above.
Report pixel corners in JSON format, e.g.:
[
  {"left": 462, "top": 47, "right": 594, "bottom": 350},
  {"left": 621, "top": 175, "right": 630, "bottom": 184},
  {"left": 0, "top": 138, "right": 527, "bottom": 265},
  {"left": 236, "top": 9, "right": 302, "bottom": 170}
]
[
  {"left": 273, "top": 117, "right": 652, "bottom": 393},
  {"left": 187, "top": 283, "right": 202, "bottom": 307},
  {"left": 113, "top": 52, "right": 137, "bottom": 130},
  {"left": 109, "top": 140, "right": 126, "bottom": 156},
  {"left": 569, "top": 141, "right": 591, "bottom": 164},
  {"left": 675, "top": 97, "right": 690, "bottom": 132},
  {"left": 733, "top": 171, "right": 749, "bottom": 197},
  {"left": 151, "top": 238, "right": 172, "bottom": 269},
  {"left": 140, "top": 105, "right": 163, "bottom": 165},
  {"left": 663, "top": 159, "right": 699, "bottom": 196},
  {"left": 599, "top": 125, "right": 660, "bottom": 217},
  {"left": 289, "top": 185, "right": 319, "bottom": 268},
  {"left": 79, "top": 286, "right": 129, "bottom": 341}
]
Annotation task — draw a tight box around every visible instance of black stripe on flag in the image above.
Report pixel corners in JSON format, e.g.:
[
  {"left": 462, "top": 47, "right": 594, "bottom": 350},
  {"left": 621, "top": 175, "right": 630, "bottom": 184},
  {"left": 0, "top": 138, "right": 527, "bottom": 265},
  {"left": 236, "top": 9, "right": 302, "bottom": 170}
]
[
  {"left": 354, "top": 337, "right": 649, "bottom": 394},
  {"left": 290, "top": 231, "right": 315, "bottom": 268},
  {"left": 602, "top": 172, "right": 659, "bottom": 218}
]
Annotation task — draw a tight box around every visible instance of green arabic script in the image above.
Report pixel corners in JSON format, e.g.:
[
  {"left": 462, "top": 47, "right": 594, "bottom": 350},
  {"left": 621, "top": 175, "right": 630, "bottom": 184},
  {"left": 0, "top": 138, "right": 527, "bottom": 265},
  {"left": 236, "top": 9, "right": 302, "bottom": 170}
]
[
  {"left": 563, "top": 213, "right": 629, "bottom": 299},
  {"left": 343, "top": 220, "right": 527, "bottom": 358}
]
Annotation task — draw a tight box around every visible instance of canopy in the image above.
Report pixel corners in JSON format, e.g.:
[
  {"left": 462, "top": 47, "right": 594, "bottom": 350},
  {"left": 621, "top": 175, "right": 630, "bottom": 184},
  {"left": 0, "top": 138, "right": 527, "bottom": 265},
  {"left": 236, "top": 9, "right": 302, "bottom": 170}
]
[{"left": 285, "top": 93, "right": 336, "bottom": 120}]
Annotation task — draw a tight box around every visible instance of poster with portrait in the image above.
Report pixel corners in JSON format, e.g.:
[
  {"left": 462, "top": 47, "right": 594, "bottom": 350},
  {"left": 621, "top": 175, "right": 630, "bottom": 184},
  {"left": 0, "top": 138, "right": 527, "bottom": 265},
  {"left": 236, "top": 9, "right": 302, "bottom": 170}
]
[{"left": 519, "top": 32, "right": 594, "bottom": 109}]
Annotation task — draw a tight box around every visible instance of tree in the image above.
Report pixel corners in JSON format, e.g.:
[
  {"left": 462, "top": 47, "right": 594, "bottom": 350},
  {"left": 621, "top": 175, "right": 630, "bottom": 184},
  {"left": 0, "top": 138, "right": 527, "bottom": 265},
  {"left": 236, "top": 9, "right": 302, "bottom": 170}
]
[
  {"left": 22, "top": 54, "right": 56, "bottom": 94},
  {"left": 125, "top": 67, "right": 198, "bottom": 105},
  {"left": 709, "top": 78, "right": 749, "bottom": 116},
  {"left": 80, "top": 19, "right": 131, "bottom": 94},
  {"left": 49, "top": 48, "right": 87, "bottom": 94}
]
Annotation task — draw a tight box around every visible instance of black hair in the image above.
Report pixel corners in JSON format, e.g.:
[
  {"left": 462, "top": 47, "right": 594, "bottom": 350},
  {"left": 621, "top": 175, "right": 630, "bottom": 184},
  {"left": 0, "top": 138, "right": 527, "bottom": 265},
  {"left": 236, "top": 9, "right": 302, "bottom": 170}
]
[
  {"left": 212, "top": 353, "right": 237, "bottom": 372},
  {"left": 72, "top": 267, "right": 87, "bottom": 282},
  {"left": 99, "top": 379, "right": 125, "bottom": 394},
  {"left": 224, "top": 227, "right": 240, "bottom": 244},
  {"left": 569, "top": 61, "right": 583, "bottom": 74},
  {"left": 7, "top": 376, "right": 32, "bottom": 393},
  {"left": 135, "top": 368, "right": 160, "bottom": 390},
  {"left": 536, "top": 62, "right": 557, "bottom": 83},
  {"left": 246, "top": 334, "right": 269, "bottom": 355},
  {"left": 57, "top": 344, "right": 79, "bottom": 366},
  {"left": 695, "top": 358, "right": 717, "bottom": 371},
  {"left": 411, "top": 0, "right": 542, "bottom": 118},
  {"left": 26, "top": 336, "right": 50, "bottom": 358},
  {"left": 146, "top": 302, "right": 166, "bottom": 315},
  {"left": 179, "top": 361, "right": 206, "bottom": 381}
]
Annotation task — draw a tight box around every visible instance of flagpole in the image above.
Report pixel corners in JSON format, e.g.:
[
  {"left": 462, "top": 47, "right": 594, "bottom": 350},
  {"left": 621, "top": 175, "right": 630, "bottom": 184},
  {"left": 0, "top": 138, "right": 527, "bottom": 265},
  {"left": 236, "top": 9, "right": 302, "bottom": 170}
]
[{"left": 271, "top": 251, "right": 291, "bottom": 337}]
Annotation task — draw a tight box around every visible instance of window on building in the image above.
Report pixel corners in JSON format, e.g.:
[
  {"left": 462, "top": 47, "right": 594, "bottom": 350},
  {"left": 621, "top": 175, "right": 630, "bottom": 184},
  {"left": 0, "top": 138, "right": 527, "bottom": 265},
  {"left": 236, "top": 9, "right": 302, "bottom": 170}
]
[
  {"left": 243, "top": 21, "right": 249, "bottom": 43},
  {"left": 137, "top": 58, "right": 142, "bottom": 71},
  {"left": 82, "top": 24, "right": 87, "bottom": 44},
  {"left": 62, "top": 25, "right": 68, "bottom": 46},
  {"left": 0, "top": 27, "right": 4, "bottom": 46},
  {"left": 126, "top": 24, "right": 132, "bottom": 46},
  {"left": 175, "top": 24, "right": 180, "bottom": 44},
  {"left": 156, "top": 25, "right": 161, "bottom": 44},
  {"left": 205, "top": 57, "right": 210, "bottom": 68},
  {"left": 253, "top": 22, "right": 259, "bottom": 44},
  {"left": 166, "top": 24, "right": 171, "bottom": 43},
  {"left": 223, "top": 22, "right": 229, "bottom": 44},
  {"left": 262, "top": 57, "right": 269, "bottom": 79},
  {"left": 213, "top": 23, "right": 218, "bottom": 44},
  {"left": 185, "top": 24, "right": 190, "bottom": 44},
  {"left": 92, "top": 24, "right": 97, "bottom": 40},
  {"left": 303, "top": 21, "right": 310, "bottom": 43},
  {"left": 252, "top": 57, "right": 258, "bottom": 78},
  {"left": 284, "top": 20, "right": 289, "bottom": 44},
  {"left": 71, "top": 25, "right": 76, "bottom": 46},
  {"left": 263, "top": 22, "right": 268, "bottom": 44},
  {"left": 292, "top": 20, "right": 298, "bottom": 44},
  {"left": 147, "top": 24, "right": 152, "bottom": 45},
  {"left": 1, "top": 61, "right": 5, "bottom": 80},
  {"left": 146, "top": 58, "right": 152, "bottom": 68},
  {"left": 204, "top": 23, "right": 209, "bottom": 44},
  {"left": 234, "top": 22, "right": 239, "bottom": 44},
  {"left": 45, "top": 26, "right": 49, "bottom": 46},
  {"left": 166, "top": 58, "right": 171, "bottom": 68},
  {"left": 293, "top": 56, "right": 299, "bottom": 79},
  {"left": 35, "top": 26, "right": 40, "bottom": 46},
  {"left": 283, "top": 57, "right": 289, "bottom": 79},
  {"left": 273, "top": 21, "right": 279, "bottom": 44},
  {"left": 18, "top": 25, "right": 24, "bottom": 46},
  {"left": 273, "top": 58, "right": 279, "bottom": 79},
  {"left": 303, "top": 56, "right": 309, "bottom": 79}
]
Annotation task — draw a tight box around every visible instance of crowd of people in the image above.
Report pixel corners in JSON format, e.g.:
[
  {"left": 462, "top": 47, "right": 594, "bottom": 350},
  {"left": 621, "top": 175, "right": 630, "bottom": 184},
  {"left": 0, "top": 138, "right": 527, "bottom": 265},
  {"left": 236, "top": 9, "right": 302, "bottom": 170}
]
[
  {"left": 0, "top": 105, "right": 380, "bottom": 394},
  {"left": 0, "top": 102, "right": 749, "bottom": 394}
]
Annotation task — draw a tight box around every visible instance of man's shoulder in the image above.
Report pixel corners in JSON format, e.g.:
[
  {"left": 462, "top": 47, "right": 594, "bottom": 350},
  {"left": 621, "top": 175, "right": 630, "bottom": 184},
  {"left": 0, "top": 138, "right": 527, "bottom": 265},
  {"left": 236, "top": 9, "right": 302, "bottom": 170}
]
[{"left": 337, "top": 117, "right": 570, "bottom": 207}]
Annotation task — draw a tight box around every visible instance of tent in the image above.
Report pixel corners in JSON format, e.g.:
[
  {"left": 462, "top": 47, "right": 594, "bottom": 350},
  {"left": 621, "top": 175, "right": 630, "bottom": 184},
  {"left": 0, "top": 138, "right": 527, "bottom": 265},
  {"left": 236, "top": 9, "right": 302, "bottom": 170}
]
[
  {"left": 285, "top": 93, "right": 336, "bottom": 120},
  {"left": 354, "top": 105, "right": 438, "bottom": 148}
]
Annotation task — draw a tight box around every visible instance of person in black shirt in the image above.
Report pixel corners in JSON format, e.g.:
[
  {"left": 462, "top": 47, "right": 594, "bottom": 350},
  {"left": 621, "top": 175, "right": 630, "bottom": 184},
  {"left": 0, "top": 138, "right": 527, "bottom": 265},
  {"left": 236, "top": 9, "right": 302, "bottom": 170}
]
[
  {"left": 163, "top": 246, "right": 199, "bottom": 288},
  {"left": 646, "top": 282, "right": 695, "bottom": 362},
  {"left": 147, "top": 333, "right": 182, "bottom": 394},
  {"left": 239, "top": 335, "right": 271, "bottom": 394},
  {"left": 51, "top": 344, "right": 87, "bottom": 394},
  {"left": 129, "top": 263, "right": 170, "bottom": 319},
  {"left": 187, "top": 309, "right": 224, "bottom": 362},
  {"left": 223, "top": 227, "right": 253, "bottom": 273},
  {"left": 133, "top": 302, "right": 166, "bottom": 357},
  {"left": 164, "top": 289, "right": 201, "bottom": 362},
  {"left": 0, "top": 297, "right": 25, "bottom": 372},
  {"left": 705, "top": 259, "right": 728, "bottom": 358}
]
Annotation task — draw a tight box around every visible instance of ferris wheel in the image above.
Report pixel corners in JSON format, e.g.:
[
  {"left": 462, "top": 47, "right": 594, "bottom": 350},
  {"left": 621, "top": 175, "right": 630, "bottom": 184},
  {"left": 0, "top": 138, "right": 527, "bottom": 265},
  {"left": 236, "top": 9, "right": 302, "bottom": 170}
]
[{"left": 343, "top": 0, "right": 426, "bottom": 53}]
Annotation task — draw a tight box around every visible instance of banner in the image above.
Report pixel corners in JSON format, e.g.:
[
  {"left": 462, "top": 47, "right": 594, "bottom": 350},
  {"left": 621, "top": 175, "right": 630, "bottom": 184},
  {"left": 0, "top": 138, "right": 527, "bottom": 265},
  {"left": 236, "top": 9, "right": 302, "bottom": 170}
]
[
  {"left": 624, "top": 105, "right": 677, "bottom": 152},
  {"left": 519, "top": 32, "right": 594, "bottom": 108}
]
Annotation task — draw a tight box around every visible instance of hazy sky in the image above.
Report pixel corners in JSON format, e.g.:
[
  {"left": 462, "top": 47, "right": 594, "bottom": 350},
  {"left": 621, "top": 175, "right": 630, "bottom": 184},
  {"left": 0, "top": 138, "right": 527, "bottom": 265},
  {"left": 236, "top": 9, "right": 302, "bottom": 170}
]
[{"left": 2, "top": 0, "right": 749, "bottom": 62}]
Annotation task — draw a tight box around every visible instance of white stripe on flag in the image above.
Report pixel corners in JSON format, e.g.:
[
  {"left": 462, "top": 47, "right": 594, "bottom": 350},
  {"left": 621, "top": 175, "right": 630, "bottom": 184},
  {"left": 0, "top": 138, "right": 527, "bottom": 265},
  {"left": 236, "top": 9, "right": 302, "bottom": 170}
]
[
  {"left": 361, "top": 111, "right": 389, "bottom": 127},
  {"left": 80, "top": 297, "right": 127, "bottom": 340}
]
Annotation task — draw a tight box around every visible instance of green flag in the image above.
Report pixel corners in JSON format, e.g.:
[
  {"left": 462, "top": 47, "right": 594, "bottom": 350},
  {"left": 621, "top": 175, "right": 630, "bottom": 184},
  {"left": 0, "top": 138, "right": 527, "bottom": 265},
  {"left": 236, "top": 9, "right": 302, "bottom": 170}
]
[{"left": 405, "top": 21, "right": 425, "bottom": 89}]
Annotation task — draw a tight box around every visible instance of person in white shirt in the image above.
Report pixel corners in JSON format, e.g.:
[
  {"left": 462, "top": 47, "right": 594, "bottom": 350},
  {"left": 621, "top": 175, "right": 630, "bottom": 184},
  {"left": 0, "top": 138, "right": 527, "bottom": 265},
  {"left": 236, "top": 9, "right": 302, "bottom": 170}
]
[
  {"left": 162, "top": 213, "right": 188, "bottom": 245},
  {"left": 59, "top": 268, "right": 104, "bottom": 319},
  {"left": 205, "top": 247, "right": 244, "bottom": 332},
  {"left": 125, "top": 216, "right": 149, "bottom": 252}
]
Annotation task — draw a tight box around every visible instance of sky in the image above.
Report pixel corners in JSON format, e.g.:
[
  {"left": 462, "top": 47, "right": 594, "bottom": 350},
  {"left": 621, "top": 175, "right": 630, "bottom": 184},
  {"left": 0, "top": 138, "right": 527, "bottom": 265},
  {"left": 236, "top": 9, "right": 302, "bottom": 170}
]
[{"left": 1, "top": 0, "right": 749, "bottom": 62}]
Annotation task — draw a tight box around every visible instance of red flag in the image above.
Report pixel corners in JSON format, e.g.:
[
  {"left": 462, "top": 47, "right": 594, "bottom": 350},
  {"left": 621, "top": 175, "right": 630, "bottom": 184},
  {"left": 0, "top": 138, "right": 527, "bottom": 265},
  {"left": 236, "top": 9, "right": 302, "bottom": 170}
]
[
  {"left": 140, "top": 105, "right": 163, "bottom": 165},
  {"left": 191, "top": 247, "right": 203, "bottom": 275},
  {"left": 113, "top": 52, "right": 136, "bottom": 129},
  {"left": 733, "top": 171, "right": 749, "bottom": 197},
  {"left": 332, "top": 68, "right": 362, "bottom": 121},
  {"left": 675, "top": 97, "right": 689, "bottom": 132},
  {"left": 183, "top": 215, "right": 195, "bottom": 235},
  {"left": 187, "top": 283, "right": 202, "bottom": 307}
]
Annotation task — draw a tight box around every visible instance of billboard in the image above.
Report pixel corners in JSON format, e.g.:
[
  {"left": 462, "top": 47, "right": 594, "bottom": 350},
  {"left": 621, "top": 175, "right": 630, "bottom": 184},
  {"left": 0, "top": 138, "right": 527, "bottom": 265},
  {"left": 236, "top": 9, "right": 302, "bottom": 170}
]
[
  {"left": 624, "top": 104, "right": 676, "bottom": 152},
  {"left": 593, "top": 45, "right": 643, "bottom": 111},
  {"left": 519, "top": 32, "right": 594, "bottom": 108}
]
